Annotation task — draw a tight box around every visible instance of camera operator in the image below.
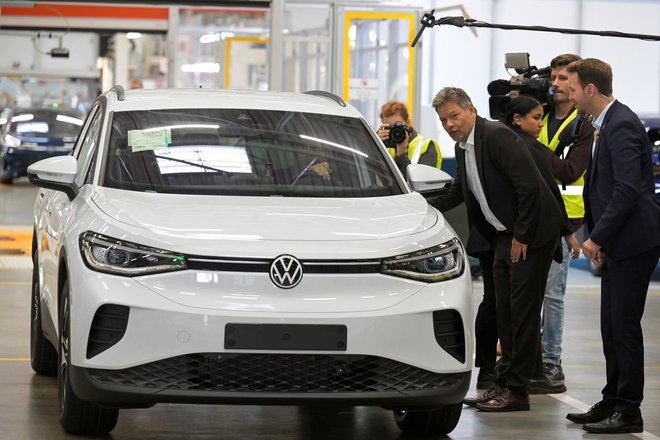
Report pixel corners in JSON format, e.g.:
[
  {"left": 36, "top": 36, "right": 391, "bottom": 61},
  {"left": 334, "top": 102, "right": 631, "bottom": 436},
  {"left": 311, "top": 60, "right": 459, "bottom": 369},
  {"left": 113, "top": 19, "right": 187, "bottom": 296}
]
[
  {"left": 377, "top": 101, "right": 442, "bottom": 175},
  {"left": 537, "top": 54, "right": 595, "bottom": 390}
]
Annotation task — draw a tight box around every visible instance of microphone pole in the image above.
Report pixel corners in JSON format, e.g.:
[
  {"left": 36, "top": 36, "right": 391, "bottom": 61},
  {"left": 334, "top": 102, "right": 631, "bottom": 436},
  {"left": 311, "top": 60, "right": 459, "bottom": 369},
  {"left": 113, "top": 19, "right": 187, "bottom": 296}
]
[{"left": 411, "top": 10, "right": 660, "bottom": 47}]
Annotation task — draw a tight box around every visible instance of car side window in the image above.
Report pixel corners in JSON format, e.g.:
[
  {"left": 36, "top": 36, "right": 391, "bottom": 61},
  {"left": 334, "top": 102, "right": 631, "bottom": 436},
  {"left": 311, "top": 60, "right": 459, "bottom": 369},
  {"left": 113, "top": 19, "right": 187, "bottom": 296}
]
[
  {"left": 74, "top": 106, "right": 102, "bottom": 187},
  {"left": 70, "top": 106, "right": 98, "bottom": 159}
]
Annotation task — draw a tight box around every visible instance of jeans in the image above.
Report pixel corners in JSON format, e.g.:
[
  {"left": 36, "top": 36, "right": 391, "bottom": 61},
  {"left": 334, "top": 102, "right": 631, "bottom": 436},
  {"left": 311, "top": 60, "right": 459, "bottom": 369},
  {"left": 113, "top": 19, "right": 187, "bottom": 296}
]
[{"left": 541, "top": 239, "right": 569, "bottom": 365}]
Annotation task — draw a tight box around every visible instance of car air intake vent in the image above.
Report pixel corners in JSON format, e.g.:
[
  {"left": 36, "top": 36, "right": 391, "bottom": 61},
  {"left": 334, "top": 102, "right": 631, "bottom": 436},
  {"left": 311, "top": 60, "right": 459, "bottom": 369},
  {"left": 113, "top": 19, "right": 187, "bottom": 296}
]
[
  {"left": 88, "top": 353, "right": 465, "bottom": 393},
  {"left": 87, "top": 304, "right": 129, "bottom": 359},
  {"left": 432, "top": 310, "right": 465, "bottom": 363}
]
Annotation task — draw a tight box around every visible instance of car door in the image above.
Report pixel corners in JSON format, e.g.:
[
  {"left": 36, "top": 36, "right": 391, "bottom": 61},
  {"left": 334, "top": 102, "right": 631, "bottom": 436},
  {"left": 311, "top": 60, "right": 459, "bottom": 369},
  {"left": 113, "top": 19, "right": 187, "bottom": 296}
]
[{"left": 39, "top": 105, "right": 103, "bottom": 327}]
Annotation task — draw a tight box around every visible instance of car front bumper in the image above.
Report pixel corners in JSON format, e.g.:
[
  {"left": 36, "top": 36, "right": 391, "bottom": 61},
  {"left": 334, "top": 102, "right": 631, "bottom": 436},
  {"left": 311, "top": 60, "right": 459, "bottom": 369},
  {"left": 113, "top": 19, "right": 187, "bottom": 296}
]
[
  {"left": 66, "top": 250, "right": 473, "bottom": 409},
  {"left": 71, "top": 355, "right": 471, "bottom": 409}
]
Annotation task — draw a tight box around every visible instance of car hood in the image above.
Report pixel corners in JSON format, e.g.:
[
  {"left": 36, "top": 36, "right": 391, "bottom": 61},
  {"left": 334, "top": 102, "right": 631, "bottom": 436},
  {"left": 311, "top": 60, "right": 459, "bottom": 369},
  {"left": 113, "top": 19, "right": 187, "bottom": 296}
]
[{"left": 91, "top": 188, "right": 440, "bottom": 245}]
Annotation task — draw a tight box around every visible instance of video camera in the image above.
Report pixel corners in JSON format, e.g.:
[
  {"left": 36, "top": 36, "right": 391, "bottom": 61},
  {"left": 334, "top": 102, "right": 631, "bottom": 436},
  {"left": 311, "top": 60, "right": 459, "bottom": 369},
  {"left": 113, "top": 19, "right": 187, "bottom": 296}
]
[
  {"left": 383, "top": 121, "right": 412, "bottom": 148},
  {"left": 487, "top": 52, "right": 552, "bottom": 120}
]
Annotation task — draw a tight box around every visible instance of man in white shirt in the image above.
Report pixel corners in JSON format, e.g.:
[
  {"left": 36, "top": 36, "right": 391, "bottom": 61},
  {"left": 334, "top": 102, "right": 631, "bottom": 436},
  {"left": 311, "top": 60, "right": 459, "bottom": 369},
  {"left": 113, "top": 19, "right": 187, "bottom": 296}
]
[{"left": 427, "top": 87, "right": 565, "bottom": 412}]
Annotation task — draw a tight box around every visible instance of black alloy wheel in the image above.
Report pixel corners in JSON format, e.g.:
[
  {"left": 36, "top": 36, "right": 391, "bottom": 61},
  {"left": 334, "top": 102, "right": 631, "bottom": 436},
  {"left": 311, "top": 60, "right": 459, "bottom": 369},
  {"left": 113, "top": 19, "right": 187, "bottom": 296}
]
[
  {"left": 58, "top": 279, "right": 118, "bottom": 434},
  {"left": 393, "top": 402, "right": 462, "bottom": 435},
  {"left": 30, "top": 249, "right": 57, "bottom": 376}
]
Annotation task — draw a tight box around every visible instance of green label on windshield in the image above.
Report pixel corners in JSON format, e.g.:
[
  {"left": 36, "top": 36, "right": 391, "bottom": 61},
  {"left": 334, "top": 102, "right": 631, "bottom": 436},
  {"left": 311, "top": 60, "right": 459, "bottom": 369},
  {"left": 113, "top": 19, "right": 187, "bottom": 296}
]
[{"left": 128, "top": 128, "right": 171, "bottom": 152}]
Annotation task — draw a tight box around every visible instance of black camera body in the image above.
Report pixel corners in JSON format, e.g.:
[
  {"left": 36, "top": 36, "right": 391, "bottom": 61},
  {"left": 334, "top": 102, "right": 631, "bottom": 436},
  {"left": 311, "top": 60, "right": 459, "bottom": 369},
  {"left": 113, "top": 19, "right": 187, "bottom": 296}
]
[
  {"left": 384, "top": 121, "right": 412, "bottom": 148},
  {"left": 487, "top": 52, "right": 552, "bottom": 120}
]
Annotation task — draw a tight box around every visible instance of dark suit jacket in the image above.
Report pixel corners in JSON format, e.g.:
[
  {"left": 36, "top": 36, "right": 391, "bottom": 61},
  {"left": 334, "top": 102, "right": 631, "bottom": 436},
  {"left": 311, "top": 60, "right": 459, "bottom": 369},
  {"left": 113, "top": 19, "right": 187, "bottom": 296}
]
[
  {"left": 428, "top": 116, "right": 565, "bottom": 250},
  {"left": 584, "top": 100, "right": 660, "bottom": 260},
  {"left": 511, "top": 127, "right": 572, "bottom": 238}
]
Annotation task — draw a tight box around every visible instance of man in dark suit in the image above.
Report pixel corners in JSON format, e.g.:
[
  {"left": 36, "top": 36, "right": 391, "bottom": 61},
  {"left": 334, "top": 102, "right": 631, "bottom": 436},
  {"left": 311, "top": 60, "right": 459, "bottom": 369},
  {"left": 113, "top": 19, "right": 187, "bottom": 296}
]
[
  {"left": 565, "top": 58, "right": 660, "bottom": 434},
  {"left": 427, "top": 87, "right": 565, "bottom": 411}
]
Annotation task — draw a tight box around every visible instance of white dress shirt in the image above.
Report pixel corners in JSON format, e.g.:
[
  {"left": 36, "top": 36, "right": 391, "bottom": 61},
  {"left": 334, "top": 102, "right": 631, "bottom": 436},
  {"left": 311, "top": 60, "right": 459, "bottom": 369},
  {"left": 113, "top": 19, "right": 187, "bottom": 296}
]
[
  {"left": 458, "top": 122, "right": 507, "bottom": 231},
  {"left": 591, "top": 98, "right": 616, "bottom": 157}
]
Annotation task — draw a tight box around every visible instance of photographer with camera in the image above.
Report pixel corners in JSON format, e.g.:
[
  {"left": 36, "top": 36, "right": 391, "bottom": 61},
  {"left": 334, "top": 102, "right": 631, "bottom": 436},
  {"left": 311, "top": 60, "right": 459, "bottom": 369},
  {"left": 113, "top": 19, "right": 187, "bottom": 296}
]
[
  {"left": 377, "top": 101, "right": 442, "bottom": 175},
  {"left": 537, "top": 54, "right": 595, "bottom": 391}
]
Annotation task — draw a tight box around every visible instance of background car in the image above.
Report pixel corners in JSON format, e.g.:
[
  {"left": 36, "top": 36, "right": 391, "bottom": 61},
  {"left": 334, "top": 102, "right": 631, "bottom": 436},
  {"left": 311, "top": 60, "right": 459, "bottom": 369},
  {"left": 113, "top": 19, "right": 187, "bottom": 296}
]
[
  {"left": 28, "top": 86, "right": 472, "bottom": 436},
  {"left": 0, "top": 107, "right": 83, "bottom": 184},
  {"left": 640, "top": 115, "right": 660, "bottom": 196}
]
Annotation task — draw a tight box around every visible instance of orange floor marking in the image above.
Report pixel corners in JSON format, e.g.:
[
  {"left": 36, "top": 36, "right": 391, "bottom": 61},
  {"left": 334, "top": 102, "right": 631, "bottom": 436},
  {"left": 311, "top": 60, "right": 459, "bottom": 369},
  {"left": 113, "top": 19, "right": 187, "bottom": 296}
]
[{"left": 0, "top": 230, "right": 32, "bottom": 256}]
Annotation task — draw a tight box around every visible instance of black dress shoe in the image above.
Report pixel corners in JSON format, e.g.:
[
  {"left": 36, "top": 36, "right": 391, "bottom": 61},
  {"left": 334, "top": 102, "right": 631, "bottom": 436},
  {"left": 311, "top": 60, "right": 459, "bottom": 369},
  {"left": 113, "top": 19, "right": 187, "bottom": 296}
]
[
  {"left": 582, "top": 412, "right": 643, "bottom": 433},
  {"left": 529, "top": 375, "right": 566, "bottom": 394},
  {"left": 475, "top": 388, "right": 530, "bottom": 412},
  {"left": 463, "top": 386, "right": 502, "bottom": 408},
  {"left": 566, "top": 400, "right": 614, "bottom": 424}
]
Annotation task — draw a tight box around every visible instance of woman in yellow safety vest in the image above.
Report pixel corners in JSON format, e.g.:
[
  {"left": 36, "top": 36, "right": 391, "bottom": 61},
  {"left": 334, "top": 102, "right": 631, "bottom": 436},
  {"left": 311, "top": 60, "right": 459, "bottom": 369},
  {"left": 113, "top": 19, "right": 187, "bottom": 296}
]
[{"left": 377, "top": 100, "right": 442, "bottom": 175}]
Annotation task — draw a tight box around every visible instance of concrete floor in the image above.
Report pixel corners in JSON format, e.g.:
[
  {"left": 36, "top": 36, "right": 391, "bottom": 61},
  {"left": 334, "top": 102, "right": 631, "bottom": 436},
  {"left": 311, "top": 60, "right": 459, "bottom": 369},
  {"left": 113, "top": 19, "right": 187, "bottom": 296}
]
[{"left": 1, "top": 178, "right": 659, "bottom": 439}]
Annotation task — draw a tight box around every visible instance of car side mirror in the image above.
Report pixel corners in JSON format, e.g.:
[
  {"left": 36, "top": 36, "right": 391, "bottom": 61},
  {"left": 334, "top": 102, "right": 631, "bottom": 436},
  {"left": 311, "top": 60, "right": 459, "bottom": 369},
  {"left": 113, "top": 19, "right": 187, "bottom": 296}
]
[
  {"left": 406, "top": 164, "right": 453, "bottom": 193},
  {"left": 27, "top": 155, "right": 79, "bottom": 200}
]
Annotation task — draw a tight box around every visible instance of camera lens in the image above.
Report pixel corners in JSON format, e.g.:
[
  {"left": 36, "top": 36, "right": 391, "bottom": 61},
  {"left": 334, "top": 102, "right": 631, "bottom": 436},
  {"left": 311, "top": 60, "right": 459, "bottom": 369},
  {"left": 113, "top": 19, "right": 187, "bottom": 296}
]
[{"left": 388, "top": 122, "right": 408, "bottom": 145}]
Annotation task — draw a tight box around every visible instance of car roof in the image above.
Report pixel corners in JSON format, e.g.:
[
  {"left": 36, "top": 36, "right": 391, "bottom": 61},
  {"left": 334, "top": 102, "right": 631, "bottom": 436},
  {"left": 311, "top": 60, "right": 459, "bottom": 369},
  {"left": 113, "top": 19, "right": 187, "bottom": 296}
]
[{"left": 104, "top": 88, "right": 363, "bottom": 119}]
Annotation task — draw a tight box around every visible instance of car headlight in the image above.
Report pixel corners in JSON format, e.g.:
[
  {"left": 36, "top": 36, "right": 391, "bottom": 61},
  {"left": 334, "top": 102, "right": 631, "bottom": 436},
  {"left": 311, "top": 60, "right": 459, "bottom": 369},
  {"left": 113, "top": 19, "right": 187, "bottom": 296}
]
[
  {"left": 382, "top": 238, "right": 464, "bottom": 282},
  {"left": 80, "top": 232, "right": 187, "bottom": 276}
]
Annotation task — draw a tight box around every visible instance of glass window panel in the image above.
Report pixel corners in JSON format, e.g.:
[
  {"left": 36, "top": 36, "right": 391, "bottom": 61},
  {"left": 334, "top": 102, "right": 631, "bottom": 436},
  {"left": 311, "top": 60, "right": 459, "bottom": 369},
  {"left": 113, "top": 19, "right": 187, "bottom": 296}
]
[
  {"left": 282, "top": 4, "right": 331, "bottom": 93},
  {"left": 175, "top": 8, "right": 270, "bottom": 89}
]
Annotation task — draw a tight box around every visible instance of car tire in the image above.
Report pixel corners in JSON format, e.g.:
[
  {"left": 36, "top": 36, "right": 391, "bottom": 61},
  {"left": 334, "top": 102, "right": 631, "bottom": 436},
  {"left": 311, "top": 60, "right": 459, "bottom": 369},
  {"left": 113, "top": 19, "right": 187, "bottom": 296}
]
[
  {"left": 30, "top": 251, "right": 57, "bottom": 376},
  {"left": 393, "top": 403, "right": 462, "bottom": 435},
  {"left": 0, "top": 173, "right": 12, "bottom": 184},
  {"left": 58, "top": 279, "right": 118, "bottom": 435}
]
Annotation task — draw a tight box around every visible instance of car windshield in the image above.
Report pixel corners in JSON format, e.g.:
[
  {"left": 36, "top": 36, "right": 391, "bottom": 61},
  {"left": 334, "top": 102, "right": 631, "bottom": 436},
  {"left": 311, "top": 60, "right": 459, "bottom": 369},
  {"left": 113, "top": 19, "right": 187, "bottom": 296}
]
[
  {"left": 103, "top": 108, "right": 402, "bottom": 197},
  {"left": 8, "top": 109, "right": 83, "bottom": 138}
]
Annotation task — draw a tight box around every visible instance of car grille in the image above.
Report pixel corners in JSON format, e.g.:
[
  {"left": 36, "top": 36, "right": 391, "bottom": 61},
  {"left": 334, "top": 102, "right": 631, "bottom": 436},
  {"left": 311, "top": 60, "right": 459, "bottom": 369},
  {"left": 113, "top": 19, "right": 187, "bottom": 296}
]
[
  {"left": 187, "top": 257, "right": 382, "bottom": 274},
  {"left": 87, "top": 353, "right": 463, "bottom": 393}
]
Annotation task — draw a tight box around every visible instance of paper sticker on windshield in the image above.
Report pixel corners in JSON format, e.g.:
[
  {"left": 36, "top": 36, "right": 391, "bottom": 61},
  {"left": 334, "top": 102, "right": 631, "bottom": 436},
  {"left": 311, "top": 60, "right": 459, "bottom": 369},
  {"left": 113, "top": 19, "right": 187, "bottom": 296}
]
[{"left": 128, "top": 128, "right": 171, "bottom": 152}]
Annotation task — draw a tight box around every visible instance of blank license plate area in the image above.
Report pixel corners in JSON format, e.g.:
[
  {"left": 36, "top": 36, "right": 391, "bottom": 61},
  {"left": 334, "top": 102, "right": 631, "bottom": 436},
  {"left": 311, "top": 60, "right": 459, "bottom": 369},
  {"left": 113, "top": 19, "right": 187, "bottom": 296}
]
[{"left": 225, "top": 324, "right": 347, "bottom": 351}]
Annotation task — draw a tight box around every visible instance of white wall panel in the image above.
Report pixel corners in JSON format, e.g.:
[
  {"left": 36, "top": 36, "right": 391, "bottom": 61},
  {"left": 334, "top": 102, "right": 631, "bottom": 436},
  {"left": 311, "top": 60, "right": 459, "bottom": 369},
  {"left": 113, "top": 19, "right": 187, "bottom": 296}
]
[
  {"left": 0, "top": 32, "right": 99, "bottom": 78},
  {"left": 416, "top": 0, "right": 660, "bottom": 155},
  {"left": 580, "top": 0, "right": 660, "bottom": 115},
  {"left": 490, "top": 0, "right": 580, "bottom": 84}
]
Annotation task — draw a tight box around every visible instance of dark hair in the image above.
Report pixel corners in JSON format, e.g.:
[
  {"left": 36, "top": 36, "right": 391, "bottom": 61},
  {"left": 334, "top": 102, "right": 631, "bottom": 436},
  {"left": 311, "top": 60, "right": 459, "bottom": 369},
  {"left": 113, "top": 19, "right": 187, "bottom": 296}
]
[
  {"left": 501, "top": 95, "right": 542, "bottom": 127},
  {"left": 550, "top": 53, "right": 581, "bottom": 69},
  {"left": 566, "top": 58, "right": 613, "bottom": 97}
]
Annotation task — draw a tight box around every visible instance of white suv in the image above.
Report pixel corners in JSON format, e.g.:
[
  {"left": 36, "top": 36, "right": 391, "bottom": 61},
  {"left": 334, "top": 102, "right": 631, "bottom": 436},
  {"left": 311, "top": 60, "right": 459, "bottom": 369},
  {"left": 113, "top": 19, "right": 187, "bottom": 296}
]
[{"left": 28, "top": 87, "right": 473, "bottom": 436}]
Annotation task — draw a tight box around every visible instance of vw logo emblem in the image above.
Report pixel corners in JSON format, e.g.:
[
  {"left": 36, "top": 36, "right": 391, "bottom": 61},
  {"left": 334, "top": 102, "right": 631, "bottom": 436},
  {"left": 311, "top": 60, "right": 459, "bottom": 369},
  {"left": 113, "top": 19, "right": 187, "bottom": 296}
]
[{"left": 269, "top": 255, "right": 303, "bottom": 289}]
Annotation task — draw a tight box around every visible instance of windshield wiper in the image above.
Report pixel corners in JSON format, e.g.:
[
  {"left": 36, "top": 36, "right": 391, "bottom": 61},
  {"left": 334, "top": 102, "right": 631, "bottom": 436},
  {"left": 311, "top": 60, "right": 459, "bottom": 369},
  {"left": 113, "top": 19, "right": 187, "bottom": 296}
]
[{"left": 154, "top": 153, "right": 227, "bottom": 174}]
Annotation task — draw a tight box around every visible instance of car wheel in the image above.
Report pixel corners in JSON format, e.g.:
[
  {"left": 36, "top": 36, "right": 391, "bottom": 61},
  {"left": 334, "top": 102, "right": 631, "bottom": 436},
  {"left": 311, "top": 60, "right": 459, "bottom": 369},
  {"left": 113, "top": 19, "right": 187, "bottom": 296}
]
[
  {"left": 393, "top": 403, "right": 462, "bottom": 435},
  {"left": 30, "top": 251, "right": 57, "bottom": 376},
  {"left": 589, "top": 260, "right": 602, "bottom": 277},
  {"left": 58, "top": 279, "right": 118, "bottom": 434}
]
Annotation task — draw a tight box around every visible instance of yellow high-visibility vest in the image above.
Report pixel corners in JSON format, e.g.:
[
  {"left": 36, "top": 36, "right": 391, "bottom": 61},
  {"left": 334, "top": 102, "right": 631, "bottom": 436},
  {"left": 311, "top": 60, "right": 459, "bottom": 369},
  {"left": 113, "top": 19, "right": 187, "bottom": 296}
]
[
  {"left": 538, "top": 109, "right": 585, "bottom": 219},
  {"left": 389, "top": 134, "right": 442, "bottom": 169}
]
